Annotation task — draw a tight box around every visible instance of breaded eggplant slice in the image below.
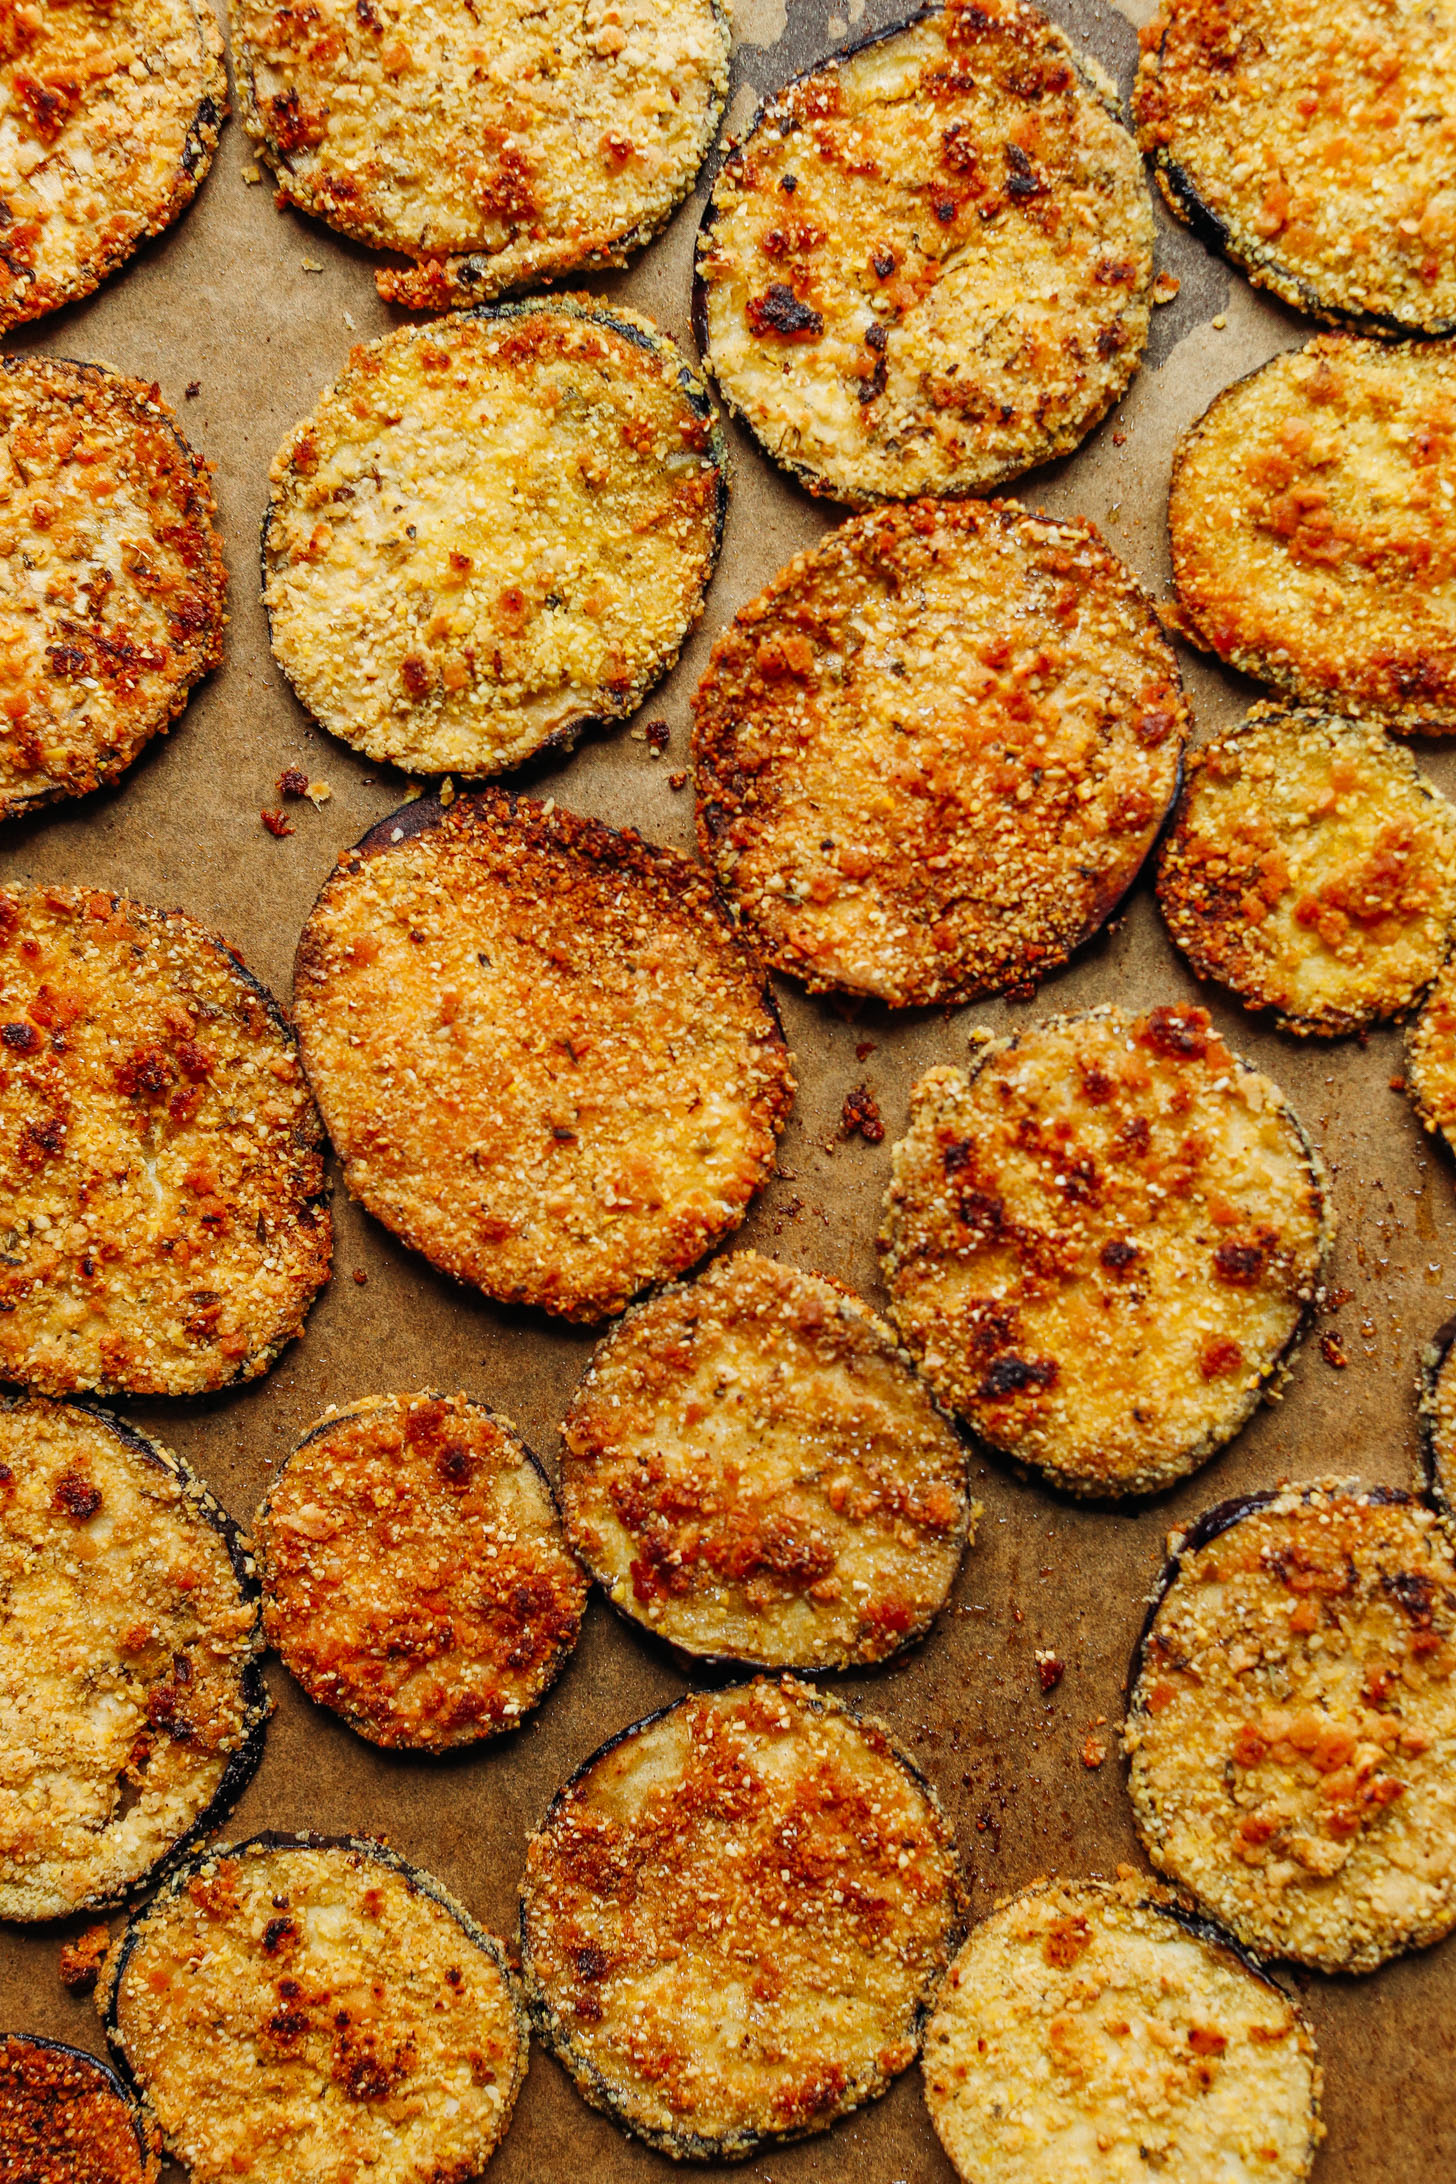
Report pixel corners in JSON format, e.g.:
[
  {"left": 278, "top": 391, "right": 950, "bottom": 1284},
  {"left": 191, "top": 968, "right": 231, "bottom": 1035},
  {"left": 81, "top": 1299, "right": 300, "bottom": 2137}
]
[
  {"left": 0, "top": 885, "right": 330, "bottom": 1397},
  {"left": 0, "top": 0, "right": 225, "bottom": 332},
  {"left": 102, "top": 1833, "right": 527, "bottom": 2184},
  {"left": 294, "top": 790, "right": 792, "bottom": 1323},
  {"left": 520, "top": 1675, "right": 962, "bottom": 2160},
  {"left": 561, "top": 1251, "right": 973, "bottom": 1669},
  {"left": 922, "top": 1878, "right": 1322, "bottom": 2184},
  {"left": 1404, "top": 953, "right": 1456, "bottom": 1158},
  {"left": 1127, "top": 1479, "right": 1456, "bottom": 1973},
  {"left": 231, "top": 0, "right": 729, "bottom": 308},
  {"left": 258, "top": 1390, "right": 586, "bottom": 1750},
  {"left": 694, "top": 0, "right": 1154, "bottom": 505},
  {"left": 0, "top": 2032, "right": 160, "bottom": 2182},
  {"left": 1157, "top": 708, "right": 1456, "bottom": 1037},
  {"left": 1169, "top": 337, "right": 1456, "bottom": 730},
  {"left": 878, "top": 1004, "right": 1332, "bottom": 1498},
  {"left": 1134, "top": 0, "right": 1456, "bottom": 335},
  {"left": 0, "top": 358, "right": 226, "bottom": 822},
  {"left": 264, "top": 302, "right": 727, "bottom": 777},
  {"left": 1417, "top": 1317, "right": 1456, "bottom": 1519},
  {"left": 0, "top": 1394, "right": 266, "bottom": 1924},
  {"left": 693, "top": 501, "right": 1187, "bottom": 1006}
]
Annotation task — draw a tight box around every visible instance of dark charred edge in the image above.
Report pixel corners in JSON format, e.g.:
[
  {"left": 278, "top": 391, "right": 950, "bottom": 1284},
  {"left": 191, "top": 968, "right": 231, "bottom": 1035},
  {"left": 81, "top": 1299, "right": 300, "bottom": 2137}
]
[
  {"left": 259, "top": 299, "right": 729, "bottom": 777},
  {"left": 692, "top": 502, "right": 1188, "bottom": 1007},
  {"left": 561, "top": 1258, "right": 974, "bottom": 1674},
  {"left": 519, "top": 1673, "right": 965, "bottom": 2162},
  {"left": 256, "top": 1390, "right": 587, "bottom": 1750},
  {"left": 102, "top": 1828, "right": 530, "bottom": 2157},
  {"left": 0, "top": 1391, "right": 269, "bottom": 1922},
  {"left": 690, "top": 1, "right": 1151, "bottom": 507},
  {"left": 1156, "top": 710, "right": 1456, "bottom": 1037},
  {"left": 1417, "top": 1316, "right": 1456, "bottom": 1519},
  {"left": 0, "top": 2030, "right": 158, "bottom": 2176}
]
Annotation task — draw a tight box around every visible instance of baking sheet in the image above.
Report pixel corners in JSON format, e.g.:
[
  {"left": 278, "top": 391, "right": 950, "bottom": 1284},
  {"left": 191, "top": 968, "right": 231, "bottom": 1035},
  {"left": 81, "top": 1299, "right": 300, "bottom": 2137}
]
[{"left": 3, "top": 0, "right": 1454, "bottom": 2175}]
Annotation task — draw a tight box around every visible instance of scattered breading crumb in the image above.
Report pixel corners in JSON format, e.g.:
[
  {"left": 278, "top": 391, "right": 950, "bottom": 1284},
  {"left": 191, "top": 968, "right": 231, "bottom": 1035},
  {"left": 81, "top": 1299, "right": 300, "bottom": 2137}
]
[{"left": 58, "top": 1922, "right": 112, "bottom": 1991}]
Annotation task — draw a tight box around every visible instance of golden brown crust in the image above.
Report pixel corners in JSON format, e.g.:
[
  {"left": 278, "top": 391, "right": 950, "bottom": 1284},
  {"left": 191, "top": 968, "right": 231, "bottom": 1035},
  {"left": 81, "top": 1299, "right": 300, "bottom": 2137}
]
[
  {"left": 520, "top": 1675, "right": 963, "bottom": 2159},
  {"left": 1157, "top": 707, "right": 1456, "bottom": 1036},
  {"left": 1169, "top": 337, "right": 1456, "bottom": 728},
  {"left": 293, "top": 791, "right": 793, "bottom": 1324},
  {"left": 695, "top": 0, "right": 1153, "bottom": 504},
  {"left": 0, "top": 357, "right": 226, "bottom": 820},
  {"left": 0, "top": 0, "right": 225, "bottom": 332},
  {"left": 693, "top": 500, "right": 1187, "bottom": 1006},
  {"left": 922, "top": 1879, "right": 1323, "bottom": 2184},
  {"left": 561, "top": 1250, "right": 973, "bottom": 1669},
  {"left": 0, "top": 885, "right": 330, "bottom": 1397},
  {"left": 1127, "top": 1481, "right": 1456, "bottom": 1973},
  {"left": 258, "top": 1391, "right": 586, "bottom": 1750},
  {"left": 1134, "top": 0, "right": 1456, "bottom": 334},
  {"left": 264, "top": 302, "right": 726, "bottom": 777},
  {"left": 0, "top": 2034, "right": 158, "bottom": 2183},
  {"left": 878, "top": 1004, "right": 1333, "bottom": 1497}
]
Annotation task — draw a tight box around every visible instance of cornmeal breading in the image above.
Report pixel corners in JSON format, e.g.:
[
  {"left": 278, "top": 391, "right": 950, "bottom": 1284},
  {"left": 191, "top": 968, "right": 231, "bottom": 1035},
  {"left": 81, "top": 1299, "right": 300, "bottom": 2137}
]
[{"left": 0, "top": 2034, "right": 159, "bottom": 2183}]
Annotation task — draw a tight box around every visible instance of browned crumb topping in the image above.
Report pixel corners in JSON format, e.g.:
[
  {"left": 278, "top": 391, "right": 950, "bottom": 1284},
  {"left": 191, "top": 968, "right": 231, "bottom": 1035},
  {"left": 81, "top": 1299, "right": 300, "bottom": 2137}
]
[
  {"left": 1127, "top": 1481, "right": 1456, "bottom": 1972},
  {"left": 1157, "top": 707, "right": 1456, "bottom": 1035},
  {"left": 259, "top": 1392, "right": 586, "bottom": 1750},
  {"left": 293, "top": 791, "right": 793, "bottom": 1323},
  {"left": 879, "top": 1004, "right": 1332, "bottom": 1497},
  {"left": 1169, "top": 336, "right": 1456, "bottom": 728},
  {"left": 59, "top": 1921, "right": 113, "bottom": 1991},
  {"left": 694, "top": 500, "right": 1186, "bottom": 1006},
  {"left": 521, "top": 1676, "right": 961, "bottom": 2157},
  {"left": 697, "top": 0, "right": 1153, "bottom": 503},
  {"left": 0, "top": 885, "right": 330, "bottom": 1397},
  {"left": 1135, "top": 0, "right": 1456, "bottom": 333},
  {"left": 561, "top": 1252, "right": 973, "bottom": 1669},
  {"left": 0, "top": 2035, "right": 154, "bottom": 2183}
]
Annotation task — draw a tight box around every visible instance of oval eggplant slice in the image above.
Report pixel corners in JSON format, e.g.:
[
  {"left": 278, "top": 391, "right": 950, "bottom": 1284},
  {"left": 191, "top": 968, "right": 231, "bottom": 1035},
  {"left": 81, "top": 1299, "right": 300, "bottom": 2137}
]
[
  {"left": 231, "top": 0, "right": 729, "bottom": 308},
  {"left": 0, "top": 0, "right": 225, "bottom": 332},
  {"left": 264, "top": 301, "right": 727, "bottom": 778},
  {"left": 1168, "top": 336, "right": 1456, "bottom": 731},
  {"left": 878, "top": 1003, "right": 1333, "bottom": 1498},
  {"left": 694, "top": 0, "right": 1153, "bottom": 504},
  {"left": 293, "top": 789, "right": 793, "bottom": 1324},
  {"left": 693, "top": 500, "right": 1188, "bottom": 1006},
  {"left": 103, "top": 1832, "right": 526, "bottom": 2184},
  {"left": 520, "top": 1675, "right": 963, "bottom": 2160},
  {"left": 1157, "top": 707, "right": 1456, "bottom": 1037},
  {"left": 1418, "top": 1316, "right": 1456, "bottom": 1519},
  {"left": 0, "top": 2031, "right": 159, "bottom": 2182},
  {"left": 1126, "top": 1479, "right": 1456, "bottom": 1973},
  {"left": 561, "top": 1251, "right": 973, "bottom": 1669},
  {"left": 1134, "top": 0, "right": 1456, "bottom": 336},
  {"left": 0, "top": 359, "right": 226, "bottom": 822},
  {"left": 922, "top": 1879, "right": 1322, "bottom": 2184},
  {"left": 257, "top": 1390, "right": 586, "bottom": 1749},
  {"left": 0, "top": 885, "right": 330, "bottom": 1398},
  {"left": 0, "top": 1394, "right": 266, "bottom": 1923}
]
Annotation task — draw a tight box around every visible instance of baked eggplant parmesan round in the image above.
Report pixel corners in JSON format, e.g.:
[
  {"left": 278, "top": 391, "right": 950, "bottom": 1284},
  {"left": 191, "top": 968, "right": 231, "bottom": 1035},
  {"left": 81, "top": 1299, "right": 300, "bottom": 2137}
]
[
  {"left": 0, "top": 0, "right": 224, "bottom": 332},
  {"left": 265, "top": 302, "right": 726, "bottom": 778},
  {"left": 1157, "top": 708, "right": 1456, "bottom": 1037},
  {"left": 1134, "top": 0, "right": 1456, "bottom": 334},
  {"left": 878, "top": 1004, "right": 1333, "bottom": 1497},
  {"left": 922, "top": 1879, "right": 1322, "bottom": 2184},
  {"left": 694, "top": 0, "right": 1153, "bottom": 505},
  {"left": 1405, "top": 954, "right": 1456, "bottom": 1157},
  {"left": 520, "top": 1675, "right": 962, "bottom": 2159},
  {"left": 1168, "top": 336, "right": 1456, "bottom": 731},
  {"left": 0, "top": 1394, "right": 266, "bottom": 1924},
  {"left": 258, "top": 1390, "right": 586, "bottom": 1749},
  {"left": 1126, "top": 1480, "right": 1456, "bottom": 1973},
  {"left": 103, "top": 1833, "right": 527, "bottom": 2184},
  {"left": 0, "top": 2032, "right": 159, "bottom": 2183},
  {"left": 561, "top": 1250, "right": 973, "bottom": 1669},
  {"left": 693, "top": 500, "right": 1187, "bottom": 1006},
  {"left": 0, "top": 358, "right": 226, "bottom": 821},
  {"left": 232, "top": 0, "right": 729, "bottom": 309},
  {"left": 293, "top": 790, "right": 792, "bottom": 1324},
  {"left": 0, "top": 885, "right": 330, "bottom": 1398},
  {"left": 1418, "top": 1318, "right": 1456, "bottom": 1519}
]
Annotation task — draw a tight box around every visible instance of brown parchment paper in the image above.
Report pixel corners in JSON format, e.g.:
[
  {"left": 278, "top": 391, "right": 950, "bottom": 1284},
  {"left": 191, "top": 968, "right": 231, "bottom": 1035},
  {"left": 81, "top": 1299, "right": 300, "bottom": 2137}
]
[{"left": 2, "top": 1, "right": 1454, "bottom": 2176}]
